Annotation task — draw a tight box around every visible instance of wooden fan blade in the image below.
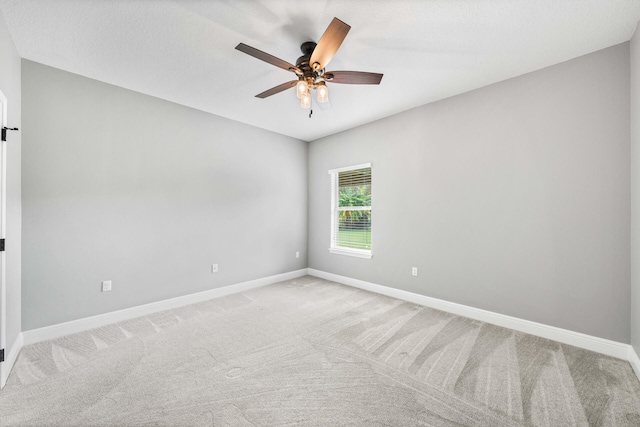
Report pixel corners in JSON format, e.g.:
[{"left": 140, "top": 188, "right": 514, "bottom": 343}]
[
  {"left": 325, "top": 71, "right": 383, "bottom": 85},
  {"left": 235, "top": 43, "right": 301, "bottom": 74},
  {"left": 309, "top": 18, "right": 351, "bottom": 71},
  {"left": 256, "top": 80, "right": 298, "bottom": 98}
]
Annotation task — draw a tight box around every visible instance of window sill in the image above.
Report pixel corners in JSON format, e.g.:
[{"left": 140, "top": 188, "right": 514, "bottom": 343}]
[{"left": 329, "top": 247, "right": 372, "bottom": 259}]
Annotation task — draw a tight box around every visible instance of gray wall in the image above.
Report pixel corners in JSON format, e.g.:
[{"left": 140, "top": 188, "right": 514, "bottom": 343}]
[
  {"left": 0, "top": 11, "right": 22, "bottom": 354},
  {"left": 309, "top": 43, "right": 631, "bottom": 343},
  {"left": 22, "top": 60, "right": 307, "bottom": 331},
  {"left": 632, "top": 24, "right": 640, "bottom": 354}
]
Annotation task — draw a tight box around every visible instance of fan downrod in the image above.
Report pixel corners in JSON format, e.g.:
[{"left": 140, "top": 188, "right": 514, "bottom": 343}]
[{"left": 300, "top": 42, "right": 316, "bottom": 56}]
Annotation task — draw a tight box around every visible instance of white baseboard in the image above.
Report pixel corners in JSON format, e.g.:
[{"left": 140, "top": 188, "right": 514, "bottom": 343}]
[
  {"left": 629, "top": 346, "right": 640, "bottom": 380},
  {"left": 1, "top": 332, "right": 23, "bottom": 388},
  {"left": 308, "top": 269, "right": 632, "bottom": 362},
  {"left": 16, "top": 267, "right": 640, "bottom": 385},
  {"left": 22, "top": 269, "right": 308, "bottom": 346}
]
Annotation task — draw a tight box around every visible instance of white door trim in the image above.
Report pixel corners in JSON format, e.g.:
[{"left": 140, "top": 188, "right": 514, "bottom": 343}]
[{"left": 0, "top": 89, "right": 7, "bottom": 388}]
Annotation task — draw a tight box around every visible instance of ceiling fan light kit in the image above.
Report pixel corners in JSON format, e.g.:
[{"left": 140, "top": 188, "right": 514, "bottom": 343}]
[
  {"left": 316, "top": 81, "right": 329, "bottom": 103},
  {"left": 235, "top": 17, "right": 383, "bottom": 112},
  {"left": 300, "top": 89, "right": 312, "bottom": 109},
  {"left": 296, "top": 80, "right": 307, "bottom": 99}
]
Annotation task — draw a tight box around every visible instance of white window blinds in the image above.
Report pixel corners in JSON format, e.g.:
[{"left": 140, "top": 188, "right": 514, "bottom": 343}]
[{"left": 329, "top": 163, "right": 372, "bottom": 258}]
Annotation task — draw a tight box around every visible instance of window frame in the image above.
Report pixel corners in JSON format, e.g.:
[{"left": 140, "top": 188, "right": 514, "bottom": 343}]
[{"left": 328, "top": 163, "right": 372, "bottom": 259}]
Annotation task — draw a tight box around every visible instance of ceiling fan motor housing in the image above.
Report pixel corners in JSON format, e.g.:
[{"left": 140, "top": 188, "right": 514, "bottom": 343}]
[{"left": 297, "top": 42, "right": 320, "bottom": 81}]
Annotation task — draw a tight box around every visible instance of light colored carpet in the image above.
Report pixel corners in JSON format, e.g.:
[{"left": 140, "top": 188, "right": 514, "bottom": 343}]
[{"left": 1, "top": 276, "right": 640, "bottom": 426}]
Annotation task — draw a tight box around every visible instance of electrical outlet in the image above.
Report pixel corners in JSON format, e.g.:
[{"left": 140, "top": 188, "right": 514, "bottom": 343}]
[
  {"left": 296, "top": 251, "right": 300, "bottom": 258},
  {"left": 211, "top": 264, "right": 218, "bottom": 273},
  {"left": 411, "top": 267, "right": 418, "bottom": 277},
  {"left": 101, "top": 280, "right": 112, "bottom": 292}
]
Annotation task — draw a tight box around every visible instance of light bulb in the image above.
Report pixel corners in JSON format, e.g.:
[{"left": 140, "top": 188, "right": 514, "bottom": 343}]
[
  {"left": 317, "top": 82, "right": 329, "bottom": 103},
  {"left": 296, "top": 80, "right": 308, "bottom": 99},
  {"left": 300, "top": 90, "right": 311, "bottom": 109}
]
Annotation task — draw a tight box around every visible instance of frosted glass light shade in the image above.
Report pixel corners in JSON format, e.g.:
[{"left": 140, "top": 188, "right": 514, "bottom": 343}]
[
  {"left": 317, "top": 82, "right": 329, "bottom": 103},
  {"left": 300, "top": 90, "right": 311, "bottom": 109},
  {"left": 296, "top": 80, "right": 308, "bottom": 99}
]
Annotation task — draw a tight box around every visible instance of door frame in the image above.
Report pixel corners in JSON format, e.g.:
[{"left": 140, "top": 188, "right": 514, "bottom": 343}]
[{"left": 0, "top": 89, "right": 7, "bottom": 388}]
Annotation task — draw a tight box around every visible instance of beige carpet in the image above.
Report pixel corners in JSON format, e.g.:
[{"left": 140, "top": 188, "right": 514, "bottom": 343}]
[{"left": 1, "top": 276, "right": 640, "bottom": 426}]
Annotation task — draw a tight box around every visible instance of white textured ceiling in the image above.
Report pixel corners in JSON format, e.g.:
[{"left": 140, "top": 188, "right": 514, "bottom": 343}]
[{"left": 1, "top": 0, "right": 639, "bottom": 141}]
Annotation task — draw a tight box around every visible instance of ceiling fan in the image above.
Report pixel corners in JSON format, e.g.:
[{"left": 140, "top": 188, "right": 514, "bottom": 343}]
[{"left": 235, "top": 17, "right": 383, "bottom": 110}]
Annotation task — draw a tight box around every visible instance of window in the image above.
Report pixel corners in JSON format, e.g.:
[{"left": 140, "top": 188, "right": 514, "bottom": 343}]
[{"left": 329, "top": 163, "right": 372, "bottom": 259}]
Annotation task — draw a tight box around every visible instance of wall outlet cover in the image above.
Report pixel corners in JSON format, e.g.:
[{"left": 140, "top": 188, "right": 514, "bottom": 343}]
[{"left": 101, "top": 280, "right": 112, "bottom": 292}]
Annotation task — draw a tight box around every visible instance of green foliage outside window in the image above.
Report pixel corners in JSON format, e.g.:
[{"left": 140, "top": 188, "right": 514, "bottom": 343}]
[{"left": 338, "top": 186, "right": 371, "bottom": 227}]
